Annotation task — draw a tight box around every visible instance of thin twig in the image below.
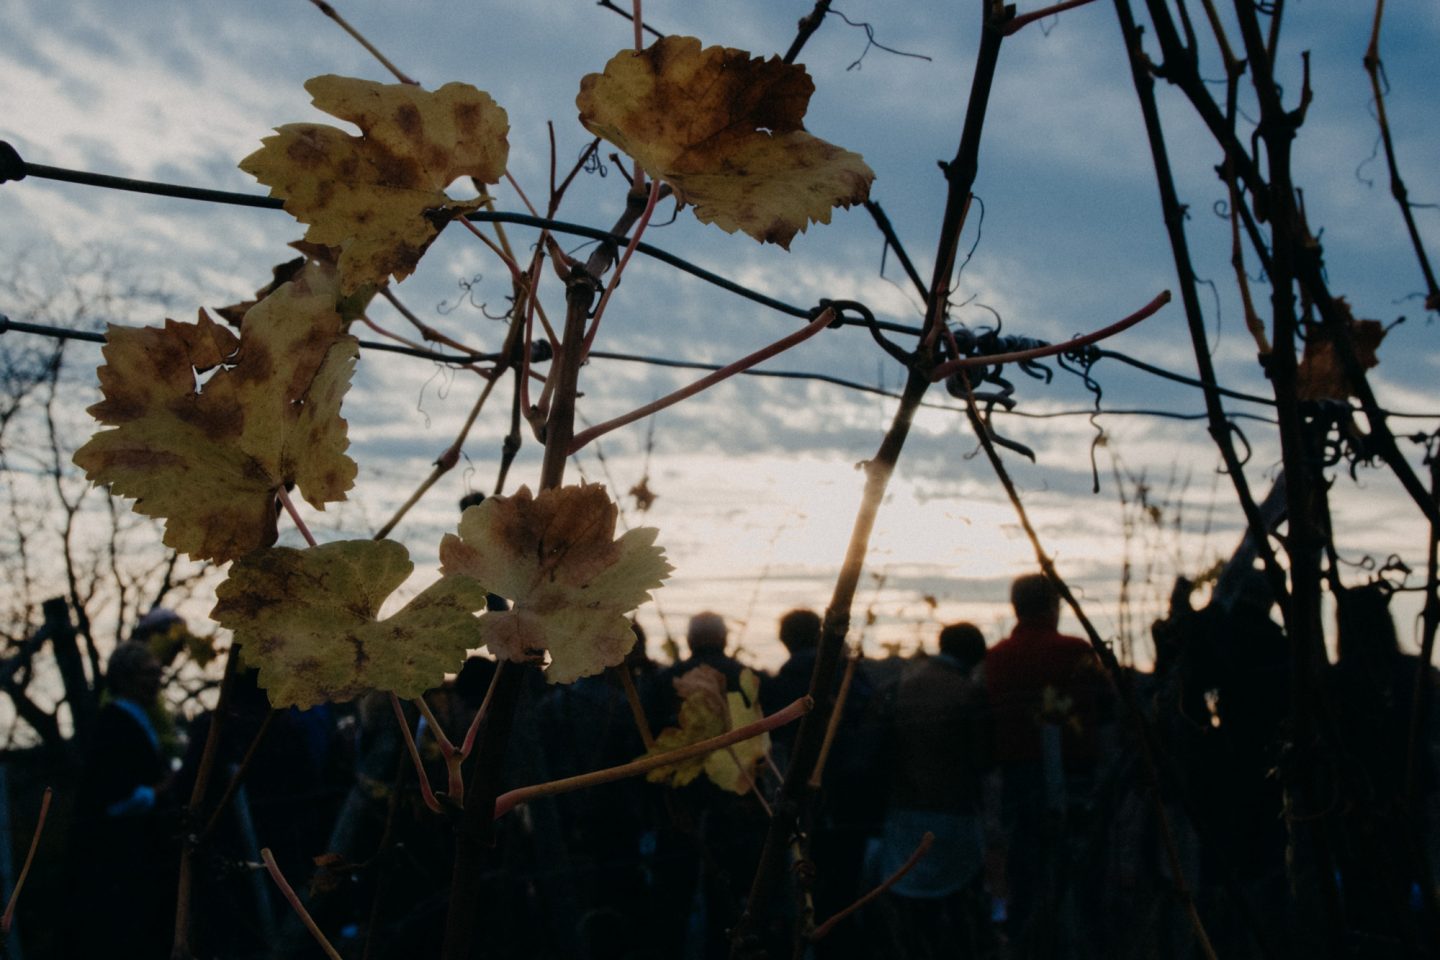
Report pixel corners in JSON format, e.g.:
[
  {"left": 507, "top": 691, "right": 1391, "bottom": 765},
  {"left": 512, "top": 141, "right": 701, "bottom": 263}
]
[
  {"left": 617, "top": 662, "right": 657, "bottom": 750},
  {"left": 460, "top": 659, "right": 504, "bottom": 758},
  {"left": 567, "top": 306, "right": 836, "bottom": 454},
  {"left": 199, "top": 711, "right": 276, "bottom": 841},
  {"left": 1363, "top": 0, "right": 1440, "bottom": 311},
  {"left": 306, "top": 0, "right": 417, "bottom": 85},
  {"left": 582, "top": 179, "right": 661, "bottom": 358},
  {"left": 1004, "top": 0, "right": 1101, "bottom": 34},
  {"left": 808, "top": 651, "right": 857, "bottom": 789},
  {"left": 373, "top": 371, "right": 505, "bottom": 541},
  {"left": 0, "top": 786, "right": 52, "bottom": 935},
  {"left": 276, "top": 487, "right": 318, "bottom": 548},
  {"left": 809, "top": 831, "right": 934, "bottom": 941},
  {"left": 785, "top": 0, "right": 834, "bottom": 64},
  {"left": 930, "top": 291, "right": 1169, "bottom": 382},
  {"left": 493, "top": 695, "right": 812, "bottom": 818},
  {"left": 172, "top": 648, "right": 242, "bottom": 958},
  {"left": 389, "top": 693, "right": 442, "bottom": 814},
  {"left": 260, "top": 847, "right": 344, "bottom": 960},
  {"left": 595, "top": 0, "right": 665, "bottom": 40}
]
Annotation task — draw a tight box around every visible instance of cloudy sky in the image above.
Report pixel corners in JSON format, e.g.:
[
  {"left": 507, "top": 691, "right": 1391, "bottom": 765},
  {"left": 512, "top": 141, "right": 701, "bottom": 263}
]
[{"left": 3, "top": 0, "right": 1437, "bottom": 669}]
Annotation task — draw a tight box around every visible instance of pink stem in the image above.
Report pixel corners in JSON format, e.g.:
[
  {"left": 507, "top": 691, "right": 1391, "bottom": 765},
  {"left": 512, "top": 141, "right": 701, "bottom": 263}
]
[
  {"left": 276, "top": 487, "right": 318, "bottom": 548},
  {"left": 460, "top": 661, "right": 505, "bottom": 758},
  {"left": 1004, "top": 0, "right": 1101, "bottom": 35},
  {"left": 260, "top": 847, "right": 344, "bottom": 960},
  {"left": 389, "top": 693, "right": 442, "bottom": 814},
  {"left": 1, "top": 786, "right": 52, "bottom": 934},
  {"left": 493, "top": 695, "right": 813, "bottom": 819},
  {"left": 930, "top": 290, "right": 1170, "bottom": 383},
  {"left": 506, "top": 171, "right": 541, "bottom": 218},
  {"left": 457, "top": 217, "right": 526, "bottom": 286},
  {"left": 809, "top": 831, "right": 935, "bottom": 941},
  {"left": 567, "top": 307, "right": 835, "bottom": 454}
]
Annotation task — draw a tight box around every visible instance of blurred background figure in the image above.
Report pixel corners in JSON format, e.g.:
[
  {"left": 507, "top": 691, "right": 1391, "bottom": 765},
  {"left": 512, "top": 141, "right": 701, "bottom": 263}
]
[
  {"left": 68, "top": 640, "right": 177, "bottom": 956},
  {"left": 868, "top": 622, "right": 993, "bottom": 959}
]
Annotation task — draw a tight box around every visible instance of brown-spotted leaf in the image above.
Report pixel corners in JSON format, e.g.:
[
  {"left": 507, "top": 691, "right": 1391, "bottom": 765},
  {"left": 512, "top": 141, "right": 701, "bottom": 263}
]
[
  {"left": 645, "top": 665, "right": 728, "bottom": 788},
  {"left": 1296, "top": 299, "right": 1385, "bottom": 401},
  {"left": 212, "top": 539, "right": 489, "bottom": 709},
  {"left": 438, "top": 483, "right": 671, "bottom": 684},
  {"left": 709, "top": 668, "right": 768, "bottom": 793},
  {"left": 72, "top": 262, "right": 358, "bottom": 562},
  {"left": 644, "top": 666, "right": 769, "bottom": 794},
  {"left": 241, "top": 75, "right": 509, "bottom": 294},
  {"left": 577, "top": 35, "right": 874, "bottom": 248}
]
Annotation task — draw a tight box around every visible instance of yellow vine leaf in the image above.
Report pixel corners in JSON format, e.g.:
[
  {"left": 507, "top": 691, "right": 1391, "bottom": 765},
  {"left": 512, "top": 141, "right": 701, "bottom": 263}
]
[
  {"left": 645, "top": 666, "right": 769, "bottom": 794},
  {"left": 438, "top": 483, "right": 671, "bottom": 684},
  {"left": 577, "top": 35, "right": 874, "bottom": 248},
  {"left": 240, "top": 75, "right": 510, "bottom": 294},
  {"left": 212, "top": 539, "right": 490, "bottom": 709},
  {"left": 72, "top": 262, "right": 358, "bottom": 563}
]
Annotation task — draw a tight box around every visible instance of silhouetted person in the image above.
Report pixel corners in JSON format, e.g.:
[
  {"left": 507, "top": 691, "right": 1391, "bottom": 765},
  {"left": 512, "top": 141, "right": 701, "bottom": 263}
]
[
  {"left": 1330, "top": 582, "right": 1435, "bottom": 951},
  {"left": 648, "top": 612, "right": 765, "bottom": 959},
  {"left": 985, "top": 573, "right": 1105, "bottom": 951},
  {"left": 869, "top": 622, "right": 994, "bottom": 958},
  {"left": 69, "top": 641, "right": 177, "bottom": 957},
  {"left": 763, "top": 608, "right": 822, "bottom": 717}
]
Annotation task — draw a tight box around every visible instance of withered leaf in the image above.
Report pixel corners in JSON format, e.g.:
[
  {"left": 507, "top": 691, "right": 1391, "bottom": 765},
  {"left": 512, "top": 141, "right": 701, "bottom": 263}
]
[
  {"left": 439, "top": 483, "right": 671, "bottom": 684},
  {"left": 577, "top": 36, "right": 874, "bottom": 248},
  {"left": 212, "top": 539, "right": 489, "bottom": 709},
  {"left": 1296, "top": 299, "right": 1385, "bottom": 401},
  {"left": 73, "top": 261, "right": 357, "bottom": 563},
  {"left": 241, "top": 75, "right": 509, "bottom": 294}
]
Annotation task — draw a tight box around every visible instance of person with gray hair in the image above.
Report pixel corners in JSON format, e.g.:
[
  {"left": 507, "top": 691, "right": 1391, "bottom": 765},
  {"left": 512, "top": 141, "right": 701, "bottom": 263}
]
[{"left": 676, "top": 610, "right": 744, "bottom": 689}]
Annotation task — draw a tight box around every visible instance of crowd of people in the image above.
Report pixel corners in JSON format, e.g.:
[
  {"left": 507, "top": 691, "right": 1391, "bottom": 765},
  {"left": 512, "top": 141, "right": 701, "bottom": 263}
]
[{"left": 55, "top": 570, "right": 1439, "bottom": 959}]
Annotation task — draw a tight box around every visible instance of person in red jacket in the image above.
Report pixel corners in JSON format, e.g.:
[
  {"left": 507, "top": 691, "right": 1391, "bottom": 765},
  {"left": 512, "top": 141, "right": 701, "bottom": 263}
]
[{"left": 984, "top": 573, "right": 1106, "bottom": 949}]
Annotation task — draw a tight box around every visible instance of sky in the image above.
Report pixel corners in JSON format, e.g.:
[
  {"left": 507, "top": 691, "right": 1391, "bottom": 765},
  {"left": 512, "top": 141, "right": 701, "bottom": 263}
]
[{"left": 2, "top": 0, "right": 1438, "bottom": 676}]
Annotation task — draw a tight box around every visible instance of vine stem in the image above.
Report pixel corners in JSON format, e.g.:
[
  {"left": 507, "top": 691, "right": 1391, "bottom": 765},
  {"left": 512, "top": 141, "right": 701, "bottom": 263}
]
[
  {"left": 198, "top": 711, "right": 276, "bottom": 841},
  {"left": 442, "top": 180, "right": 656, "bottom": 960},
  {"left": 732, "top": 6, "right": 1011, "bottom": 950},
  {"left": 460, "top": 661, "right": 504, "bottom": 758},
  {"left": 1363, "top": 0, "right": 1440, "bottom": 312},
  {"left": 306, "top": 0, "right": 417, "bottom": 86},
  {"left": 808, "top": 831, "right": 934, "bottom": 941},
  {"left": 372, "top": 360, "right": 506, "bottom": 541},
  {"left": 929, "top": 290, "right": 1170, "bottom": 382},
  {"left": 260, "top": 848, "right": 344, "bottom": 960},
  {"left": 172, "top": 646, "right": 242, "bottom": 959},
  {"left": 567, "top": 306, "right": 835, "bottom": 454},
  {"left": 375, "top": 288, "right": 498, "bottom": 371},
  {"left": 457, "top": 217, "right": 527, "bottom": 286},
  {"left": 357, "top": 315, "right": 490, "bottom": 378},
  {"left": 389, "top": 693, "right": 442, "bottom": 814},
  {"left": 276, "top": 487, "right": 318, "bottom": 548},
  {"left": 582, "top": 179, "right": 661, "bottom": 359},
  {"left": 1112, "top": 0, "right": 1291, "bottom": 618},
  {"left": 1003, "top": 0, "right": 1100, "bottom": 34},
  {"left": 0, "top": 786, "right": 52, "bottom": 934},
  {"left": 493, "top": 695, "right": 811, "bottom": 818},
  {"left": 617, "top": 662, "right": 657, "bottom": 750},
  {"left": 808, "top": 651, "right": 857, "bottom": 789}
]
